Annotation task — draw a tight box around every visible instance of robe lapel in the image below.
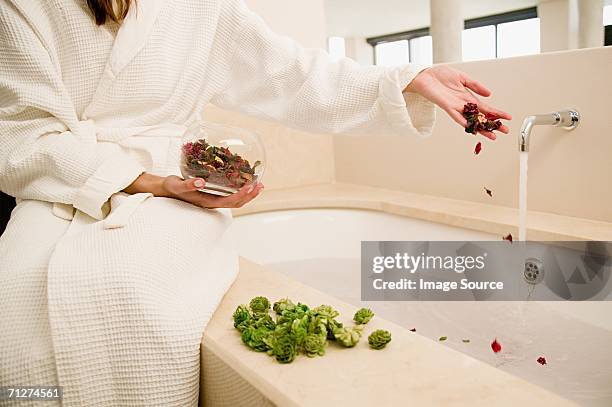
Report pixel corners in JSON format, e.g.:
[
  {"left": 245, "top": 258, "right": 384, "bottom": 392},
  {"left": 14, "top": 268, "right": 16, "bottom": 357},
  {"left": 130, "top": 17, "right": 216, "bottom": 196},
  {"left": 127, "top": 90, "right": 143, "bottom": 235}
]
[
  {"left": 107, "top": 0, "right": 166, "bottom": 76},
  {"left": 82, "top": 0, "right": 166, "bottom": 119}
]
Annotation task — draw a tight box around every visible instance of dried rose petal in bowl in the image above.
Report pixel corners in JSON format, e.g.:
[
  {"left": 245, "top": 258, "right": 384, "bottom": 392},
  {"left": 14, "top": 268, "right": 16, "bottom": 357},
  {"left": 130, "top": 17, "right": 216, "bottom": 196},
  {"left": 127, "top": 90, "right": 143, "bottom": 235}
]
[
  {"left": 180, "top": 123, "right": 265, "bottom": 196},
  {"left": 463, "top": 103, "right": 502, "bottom": 134}
]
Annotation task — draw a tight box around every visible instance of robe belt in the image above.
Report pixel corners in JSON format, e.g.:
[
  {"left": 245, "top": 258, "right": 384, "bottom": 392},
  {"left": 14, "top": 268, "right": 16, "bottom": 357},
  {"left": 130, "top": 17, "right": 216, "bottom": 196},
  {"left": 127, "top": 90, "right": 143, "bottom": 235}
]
[
  {"left": 51, "top": 120, "right": 190, "bottom": 227},
  {"left": 77, "top": 119, "right": 188, "bottom": 144}
]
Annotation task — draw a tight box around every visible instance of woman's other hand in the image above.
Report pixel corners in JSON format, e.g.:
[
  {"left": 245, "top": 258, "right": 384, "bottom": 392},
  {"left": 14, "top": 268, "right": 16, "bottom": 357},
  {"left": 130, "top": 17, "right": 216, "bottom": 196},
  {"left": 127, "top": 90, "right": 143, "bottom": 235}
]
[
  {"left": 405, "top": 65, "right": 512, "bottom": 140},
  {"left": 124, "top": 173, "right": 263, "bottom": 209}
]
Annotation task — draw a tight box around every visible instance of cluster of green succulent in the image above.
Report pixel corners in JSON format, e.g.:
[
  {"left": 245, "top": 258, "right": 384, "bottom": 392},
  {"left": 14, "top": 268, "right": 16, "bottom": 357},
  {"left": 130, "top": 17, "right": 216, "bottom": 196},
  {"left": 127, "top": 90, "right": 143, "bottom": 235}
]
[{"left": 232, "top": 297, "right": 392, "bottom": 364}]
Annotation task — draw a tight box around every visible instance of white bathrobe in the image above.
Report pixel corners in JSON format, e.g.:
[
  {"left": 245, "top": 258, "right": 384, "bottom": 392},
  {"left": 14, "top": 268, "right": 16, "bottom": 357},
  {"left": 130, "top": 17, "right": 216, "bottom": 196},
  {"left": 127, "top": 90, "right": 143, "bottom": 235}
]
[{"left": 0, "top": 0, "right": 435, "bottom": 405}]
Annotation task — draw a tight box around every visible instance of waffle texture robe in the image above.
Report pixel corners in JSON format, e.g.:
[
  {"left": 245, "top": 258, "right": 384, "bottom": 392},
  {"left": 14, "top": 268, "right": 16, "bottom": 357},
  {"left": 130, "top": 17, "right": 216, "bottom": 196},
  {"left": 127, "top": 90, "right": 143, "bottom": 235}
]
[{"left": 0, "top": 0, "right": 435, "bottom": 405}]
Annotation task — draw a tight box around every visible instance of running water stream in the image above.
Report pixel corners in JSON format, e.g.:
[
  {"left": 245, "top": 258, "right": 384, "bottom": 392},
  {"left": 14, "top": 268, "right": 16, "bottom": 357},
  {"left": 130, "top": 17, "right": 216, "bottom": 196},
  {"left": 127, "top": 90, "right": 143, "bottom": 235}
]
[{"left": 518, "top": 152, "right": 528, "bottom": 241}]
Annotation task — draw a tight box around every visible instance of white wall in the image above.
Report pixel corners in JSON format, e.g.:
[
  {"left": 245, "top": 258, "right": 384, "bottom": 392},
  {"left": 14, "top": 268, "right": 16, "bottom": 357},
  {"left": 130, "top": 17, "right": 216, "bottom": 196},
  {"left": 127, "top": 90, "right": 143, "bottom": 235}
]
[
  {"left": 245, "top": 0, "right": 327, "bottom": 48},
  {"left": 538, "top": 0, "right": 604, "bottom": 52}
]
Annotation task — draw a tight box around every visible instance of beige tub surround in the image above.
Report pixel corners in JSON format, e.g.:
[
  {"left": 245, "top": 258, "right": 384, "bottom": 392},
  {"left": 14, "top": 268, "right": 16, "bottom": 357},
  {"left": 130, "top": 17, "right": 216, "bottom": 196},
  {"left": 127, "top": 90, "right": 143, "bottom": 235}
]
[
  {"left": 233, "top": 183, "right": 612, "bottom": 241},
  {"left": 200, "top": 259, "right": 576, "bottom": 407},
  {"left": 207, "top": 48, "right": 612, "bottom": 226}
]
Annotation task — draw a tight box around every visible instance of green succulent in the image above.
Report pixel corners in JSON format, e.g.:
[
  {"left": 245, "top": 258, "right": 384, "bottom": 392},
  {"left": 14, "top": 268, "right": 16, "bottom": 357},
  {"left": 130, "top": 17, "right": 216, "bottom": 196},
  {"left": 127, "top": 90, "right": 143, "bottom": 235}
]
[
  {"left": 240, "top": 325, "right": 253, "bottom": 344},
  {"left": 333, "top": 325, "right": 363, "bottom": 348},
  {"left": 273, "top": 298, "right": 295, "bottom": 315},
  {"left": 311, "top": 305, "right": 340, "bottom": 320},
  {"left": 368, "top": 329, "right": 392, "bottom": 350},
  {"left": 306, "top": 315, "right": 328, "bottom": 338},
  {"left": 303, "top": 333, "right": 327, "bottom": 357},
  {"left": 271, "top": 334, "right": 297, "bottom": 364},
  {"left": 254, "top": 313, "right": 276, "bottom": 330},
  {"left": 290, "top": 315, "right": 310, "bottom": 347},
  {"left": 241, "top": 326, "right": 272, "bottom": 352},
  {"left": 277, "top": 303, "right": 309, "bottom": 325},
  {"left": 234, "top": 297, "right": 391, "bottom": 363},
  {"left": 353, "top": 308, "right": 374, "bottom": 325},
  {"left": 233, "top": 305, "right": 252, "bottom": 331},
  {"left": 249, "top": 296, "right": 270, "bottom": 315},
  {"left": 326, "top": 319, "right": 343, "bottom": 340}
]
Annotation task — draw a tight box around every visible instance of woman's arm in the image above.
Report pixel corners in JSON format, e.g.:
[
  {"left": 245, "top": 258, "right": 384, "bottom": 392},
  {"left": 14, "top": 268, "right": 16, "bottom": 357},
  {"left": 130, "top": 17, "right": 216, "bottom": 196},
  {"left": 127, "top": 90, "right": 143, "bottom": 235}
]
[
  {"left": 211, "top": 0, "right": 508, "bottom": 139},
  {"left": 210, "top": 0, "right": 435, "bottom": 138}
]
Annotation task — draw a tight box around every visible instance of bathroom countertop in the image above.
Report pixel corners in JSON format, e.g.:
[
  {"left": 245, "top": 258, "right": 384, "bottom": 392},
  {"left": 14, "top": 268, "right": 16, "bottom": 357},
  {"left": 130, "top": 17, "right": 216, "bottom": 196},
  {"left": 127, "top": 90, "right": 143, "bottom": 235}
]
[
  {"left": 200, "top": 258, "right": 576, "bottom": 407},
  {"left": 233, "top": 183, "right": 612, "bottom": 241}
]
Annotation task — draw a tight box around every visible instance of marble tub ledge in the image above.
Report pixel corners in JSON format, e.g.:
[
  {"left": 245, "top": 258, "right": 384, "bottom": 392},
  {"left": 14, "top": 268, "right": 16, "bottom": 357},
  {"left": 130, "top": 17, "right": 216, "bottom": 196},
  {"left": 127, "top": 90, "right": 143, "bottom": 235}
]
[
  {"left": 200, "top": 259, "right": 577, "bottom": 407},
  {"left": 233, "top": 183, "right": 612, "bottom": 241}
]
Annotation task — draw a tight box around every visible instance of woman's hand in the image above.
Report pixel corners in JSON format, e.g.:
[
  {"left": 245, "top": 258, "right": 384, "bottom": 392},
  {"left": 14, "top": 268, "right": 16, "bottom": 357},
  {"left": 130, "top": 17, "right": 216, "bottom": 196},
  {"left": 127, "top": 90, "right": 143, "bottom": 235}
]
[
  {"left": 124, "top": 173, "right": 263, "bottom": 209},
  {"left": 405, "top": 65, "right": 512, "bottom": 140}
]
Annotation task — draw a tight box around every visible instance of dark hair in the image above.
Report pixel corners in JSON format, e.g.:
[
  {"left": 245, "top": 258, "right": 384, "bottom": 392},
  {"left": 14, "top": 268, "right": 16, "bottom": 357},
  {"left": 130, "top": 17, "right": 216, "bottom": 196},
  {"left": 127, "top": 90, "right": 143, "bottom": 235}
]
[{"left": 86, "top": 0, "right": 132, "bottom": 25}]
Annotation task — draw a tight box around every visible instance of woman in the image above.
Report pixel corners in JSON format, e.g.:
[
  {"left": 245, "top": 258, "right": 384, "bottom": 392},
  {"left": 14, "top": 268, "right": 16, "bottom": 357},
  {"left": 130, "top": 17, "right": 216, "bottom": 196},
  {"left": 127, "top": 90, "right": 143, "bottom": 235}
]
[{"left": 0, "top": 0, "right": 510, "bottom": 405}]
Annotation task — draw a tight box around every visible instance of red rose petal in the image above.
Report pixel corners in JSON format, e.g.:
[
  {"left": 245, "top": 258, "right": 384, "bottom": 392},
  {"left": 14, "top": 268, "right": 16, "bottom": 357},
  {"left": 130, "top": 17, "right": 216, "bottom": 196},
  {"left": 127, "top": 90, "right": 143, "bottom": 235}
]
[
  {"left": 537, "top": 356, "right": 547, "bottom": 365},
  {"left": 491, "top": 338, "right": 502, "bottom": 353},
  {"left": 484, "top": 187, "right": 493, "bottom": 197},
  {"left": 474, "top": 142, "right": 482, "bottom": 155},
  {"left": 503, "top": 233, "right": 513, "bottom": 243},
  {"left": 409, "top": 328, "right": 416, "bottom": 332}
]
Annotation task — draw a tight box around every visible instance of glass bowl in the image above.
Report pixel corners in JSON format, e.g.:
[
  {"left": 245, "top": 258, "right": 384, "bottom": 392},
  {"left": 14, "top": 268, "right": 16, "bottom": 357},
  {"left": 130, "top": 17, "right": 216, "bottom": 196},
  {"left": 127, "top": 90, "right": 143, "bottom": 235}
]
[{"left": 180, "top": 122, "right": 266, "bottom": 196}]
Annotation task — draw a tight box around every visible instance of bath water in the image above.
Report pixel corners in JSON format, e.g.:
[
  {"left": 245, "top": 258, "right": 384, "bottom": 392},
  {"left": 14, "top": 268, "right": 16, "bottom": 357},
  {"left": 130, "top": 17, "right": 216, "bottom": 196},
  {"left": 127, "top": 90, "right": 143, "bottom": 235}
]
[{"left": 518, "top": 152, "right": 528, "bottom": 241}]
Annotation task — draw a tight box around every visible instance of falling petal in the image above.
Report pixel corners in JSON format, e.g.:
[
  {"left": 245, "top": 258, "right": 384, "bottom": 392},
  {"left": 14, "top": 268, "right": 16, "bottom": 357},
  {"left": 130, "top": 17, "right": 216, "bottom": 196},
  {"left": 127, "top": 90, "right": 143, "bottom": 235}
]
[
  {"left": 409, "top": 328, "right": 416, "bottom": 332},
  {"left": 439, "top": 336, "right": 447, "bottom": 341},
  {"left": 462, "top": 339, "right": 470, "bottom": 343},
  {"left": 503, "top": 233, "right": 513, "bottom": 243},
  {"left": 484, "top": 187, "right": 493, "bottom": 197},
  {"left": 537, "top": 356, "right": 547, "bottom": 365},
  {"left": 474, "top": 142, "right": 482, "bottom": 155},
  {"left": 491, "top": 338, "right": 502, "bottom": 353}
]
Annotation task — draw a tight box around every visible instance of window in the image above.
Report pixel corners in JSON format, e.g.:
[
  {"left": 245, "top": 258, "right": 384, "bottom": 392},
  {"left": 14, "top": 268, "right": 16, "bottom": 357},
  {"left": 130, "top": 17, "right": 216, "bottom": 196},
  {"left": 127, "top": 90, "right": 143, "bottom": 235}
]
[
  {"left": 328, "top": 37, "right": 346, "bottom": 61},
  {"left": 409, "top": 35, "right": 433, "bottom": 65},
  {"left": 462, "top": 26, "right": 496, "bottom": 61},
  {"left": 374, "top": 40, "right": 409, "bottom": 66},
  {"left": 367, "top": 28, "right": 432, "bottom": 66},
  {"left": 367, "top": 7, "right": 539, "bottom": 65},
  {"left": 604, "top": 5, "right": 612, "bottom": 26},
  {"left": 463, "top": 8, "right": 540, "bottom": 61},
  {"left": 605, "top": 5, "right": 612, "bottom": 46},
  {"left": 496, "top": 18, "right": 540, "bottom": 58}
]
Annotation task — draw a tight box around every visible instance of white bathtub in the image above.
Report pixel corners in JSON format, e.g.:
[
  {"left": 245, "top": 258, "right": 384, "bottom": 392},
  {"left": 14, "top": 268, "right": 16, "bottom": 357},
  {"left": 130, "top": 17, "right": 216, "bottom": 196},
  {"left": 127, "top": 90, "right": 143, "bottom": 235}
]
[{"left": 224, "top": 209, "right": 612, "bottom": 406}]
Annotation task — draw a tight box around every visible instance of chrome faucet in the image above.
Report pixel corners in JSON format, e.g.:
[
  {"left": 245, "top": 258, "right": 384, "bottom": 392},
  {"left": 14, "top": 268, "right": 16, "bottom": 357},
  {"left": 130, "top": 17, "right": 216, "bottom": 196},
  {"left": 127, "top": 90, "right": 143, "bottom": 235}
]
[{"left": 519, "top": 109, "right": 580, "bottom": 152}]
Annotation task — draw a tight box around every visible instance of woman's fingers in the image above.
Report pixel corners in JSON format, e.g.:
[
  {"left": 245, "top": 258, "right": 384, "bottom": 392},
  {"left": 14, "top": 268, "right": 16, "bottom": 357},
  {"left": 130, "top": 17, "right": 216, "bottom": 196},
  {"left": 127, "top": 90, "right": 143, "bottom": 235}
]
[
  {"left": 478, "top": 130, "right": 497, "bottom": 140},
  {"left": 165, "top": 176, "right": 205, "bottom": 196},
  {"left": 478, "top": 100, "right": 512, "bottom": 121},
  {"left": 233, "top": 183, "right": 264, "bottom": 207},
  {"left": 498, "top": 124, "right": 510, "bottom": 134},
  {"left": 463, "top": 76, "right": 491, "bottom": 97},
  {"left": 447, "top": 108, "right": 468, "bottom": 128},
  {"left": 195, "top": 183, "right": 264, "bottom": 209},
  {"left": 223, "top": 184, "right": 258, "bottom": 207}
]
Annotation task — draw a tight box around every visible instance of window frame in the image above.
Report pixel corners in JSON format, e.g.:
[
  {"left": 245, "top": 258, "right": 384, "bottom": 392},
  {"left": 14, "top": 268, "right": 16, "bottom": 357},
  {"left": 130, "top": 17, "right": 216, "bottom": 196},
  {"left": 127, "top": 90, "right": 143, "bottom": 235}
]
[{"left": 366, "top": 7, "right": 538, "bottom": 63}]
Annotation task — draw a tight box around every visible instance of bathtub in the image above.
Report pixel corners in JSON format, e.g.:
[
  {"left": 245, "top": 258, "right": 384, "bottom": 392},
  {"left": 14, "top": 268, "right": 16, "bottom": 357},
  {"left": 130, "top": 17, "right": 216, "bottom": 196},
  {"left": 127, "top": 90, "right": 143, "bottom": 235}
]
[{"left": 224, "top": 208, "right": 612, "bottom": 407}]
